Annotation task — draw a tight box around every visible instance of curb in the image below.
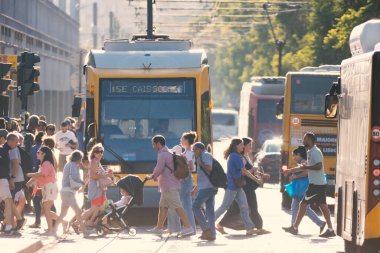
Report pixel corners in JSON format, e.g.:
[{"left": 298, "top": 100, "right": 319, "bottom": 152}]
[{"left": 17, "top": 240, "right": 43, "bottom": 253}]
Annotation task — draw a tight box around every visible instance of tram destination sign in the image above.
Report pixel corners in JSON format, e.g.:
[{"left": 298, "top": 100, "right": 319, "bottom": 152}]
[{"left": 101, "top": 78, "right": 194, "bottom": 97}]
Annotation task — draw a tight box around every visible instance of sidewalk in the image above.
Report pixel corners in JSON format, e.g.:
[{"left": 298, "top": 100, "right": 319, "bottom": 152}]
[{"left": 1, "top": 236, "right": 43, "bottom": 253}]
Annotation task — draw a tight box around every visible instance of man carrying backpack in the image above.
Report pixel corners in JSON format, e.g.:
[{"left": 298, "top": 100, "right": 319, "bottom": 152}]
[
  {"left": 192, "top": 142, "right": 218, "bottom": 241},
  {"left": 146, "top": 135, "right": 194, "bottom": 237}
]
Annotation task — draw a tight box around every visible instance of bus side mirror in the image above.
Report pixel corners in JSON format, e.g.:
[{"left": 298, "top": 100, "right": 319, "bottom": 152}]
[
  {"left": 276, "top": 97, "right": 284, "bottom": 120},
  {"left": 325, "top": 94, "right": 338, "bottom": 119}
]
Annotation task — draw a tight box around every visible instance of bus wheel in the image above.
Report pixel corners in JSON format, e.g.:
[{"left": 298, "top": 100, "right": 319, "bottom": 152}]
[
  {"left": 356, "top": 240, "right": 379, "bottom": 253},
  {"left": 281, "top": 191, "right": 291, "bottom": 210},
  {"left": 344, "top": 239, "right": 356, "bottom": 253}
]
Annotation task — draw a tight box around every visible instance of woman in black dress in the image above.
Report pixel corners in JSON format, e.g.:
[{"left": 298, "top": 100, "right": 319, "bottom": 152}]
[{"left": 217, "top": 137, "right": 271, "bottom": 235}]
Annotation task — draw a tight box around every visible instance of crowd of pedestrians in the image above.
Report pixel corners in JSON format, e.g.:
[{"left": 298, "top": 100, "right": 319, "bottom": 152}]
[
  {"left": 0, "top": 112, "right": 335, "bottom": 241},
  {"left": 0, "top": 114, "right": 109, "bottom": 237}
]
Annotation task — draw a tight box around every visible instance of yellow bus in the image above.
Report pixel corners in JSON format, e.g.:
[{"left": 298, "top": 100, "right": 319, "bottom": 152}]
[
  {"left": 277, "top": 66, "right": 339, "bottom": 208},
  {"left": 325, "top": 20, "right": 380, "bottom": 253},
  {"left": 81, "top": 38, "right": 212, "bottom": 207}
]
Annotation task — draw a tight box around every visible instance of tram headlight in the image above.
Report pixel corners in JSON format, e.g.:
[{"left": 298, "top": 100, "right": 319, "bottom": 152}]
[
  {"left": 108, "top": 165, "right": 121, "bottom": 173},
  {"left": 374, "top": 189, "right": 380, "bottom": 197},
  {"left": 374, "top": 179, "right": 380, "bottom": 187}
]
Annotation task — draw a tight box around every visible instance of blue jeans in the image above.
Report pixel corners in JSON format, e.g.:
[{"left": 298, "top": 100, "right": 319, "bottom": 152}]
[
  {"left": 193, "top": 187, "right": 218, "bottom": 236},
  {"left": 291, "top": 197, "right": 324, "bottom": 227},
  {"left": 167, "top": 176, "right": 196, "bottom": 233},
  {"left": 215, "top": 188, "right": 255, "bottom": 230}
]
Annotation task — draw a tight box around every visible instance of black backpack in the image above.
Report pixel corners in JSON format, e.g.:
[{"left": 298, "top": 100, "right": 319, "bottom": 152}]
[
  {"left": 18, "top": 147, "right": 34, "bottom": 176},
  {"left": 199, "top": 158, "right": 227, "bottom": 189}
]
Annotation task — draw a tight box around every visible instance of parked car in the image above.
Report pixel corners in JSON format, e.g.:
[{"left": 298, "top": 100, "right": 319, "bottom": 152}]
[{"left": 255, "top": 138, "right": 282, "bottom": 183}]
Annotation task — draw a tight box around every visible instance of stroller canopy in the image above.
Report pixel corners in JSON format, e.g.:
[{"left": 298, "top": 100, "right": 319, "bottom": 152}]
[{"left": 116, "top": 175, "right": 144, "bottom": 206}]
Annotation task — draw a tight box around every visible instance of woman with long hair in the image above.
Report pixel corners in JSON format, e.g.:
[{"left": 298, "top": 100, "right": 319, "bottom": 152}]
[
  {"left": 27, "top": 146, "right": 59, "bottom": 236},
  {"left": 167, "top": 131, "right": 197, "bottom": 234},
  {"left": 81, "top": 143, "right": 111, "bottom": 228},
  {"left": 217, "top": 137, "right": 270, "bottom": 234},
  {"left": 214, "top": 138, "right": 258, "bottom": 235}
]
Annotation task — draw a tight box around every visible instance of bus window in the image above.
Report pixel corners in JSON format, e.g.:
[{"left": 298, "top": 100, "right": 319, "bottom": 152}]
[
  {"left": 201, "top": 91, "right": 211, "bottom": 147},
  {"left": 99, "top": 78, "right": 196, "bottom": 162},
  {"left": 213, "top": 113, "right": 236, "bottom": 126},
  {"left": 291, "top": 76, "right": 335, "bottom": 114},
  {"left": 257, "top": 99, "right": 281, "bottom": 124}
]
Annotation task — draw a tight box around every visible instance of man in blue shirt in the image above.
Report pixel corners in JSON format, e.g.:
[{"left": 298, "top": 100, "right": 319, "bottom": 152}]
[{"left": 192, "top": 142, "right": 217, "bottom": 241}]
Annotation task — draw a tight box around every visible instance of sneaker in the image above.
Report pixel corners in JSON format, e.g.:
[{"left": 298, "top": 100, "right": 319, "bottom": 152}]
[
  {"left": 147, "top": 227, "right": 165, "bottom": 234},
  {"left": 246, "top": 228, "right": 259, "bottom": 236},
  {"left": 319, "top": 229, "right": 336, "bottom": 238},
  {"left": 283, "top": 226, "right": 298, "bottom": 235},
  {"left": 3, "top": 229, "right": 14, "bottom": 235},
  {"left": 180, "top": 227, "right": 194, "bottom": 237},
  {"left": 319, "top": 222, "right": 326, "bottom": 234},
  {"left": 199, "top": 229, "right": 216, "bottom": 241},
  {"left": 14, "top": 218, "right": 26, "bottom": 231},
  {"left": 40, "top": 231, "right": 57, "bottom": 237}
]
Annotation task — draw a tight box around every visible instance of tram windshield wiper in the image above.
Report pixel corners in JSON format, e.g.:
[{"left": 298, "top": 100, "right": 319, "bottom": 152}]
[{"left": 102, "top": 143, "right": 134, "bottom": 172}]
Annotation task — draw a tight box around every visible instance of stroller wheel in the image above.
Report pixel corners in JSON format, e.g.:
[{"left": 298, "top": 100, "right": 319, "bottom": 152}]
[
  {"left": 96, "top": 227, "right": 105, "bottom": 236},
  {"left": 128, "top": 227, "right": 137, "bottom": 236}
]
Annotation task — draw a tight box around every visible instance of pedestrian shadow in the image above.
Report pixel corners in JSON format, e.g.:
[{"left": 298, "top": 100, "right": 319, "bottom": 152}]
[
  {"left": 193, "top": 241, "right": 228, "bottom": 247},
  {"left": 223, "top": 234, "right": 258, "bottom": 240}
]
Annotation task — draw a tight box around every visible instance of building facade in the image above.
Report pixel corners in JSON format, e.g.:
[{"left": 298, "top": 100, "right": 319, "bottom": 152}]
[{"left": 0, "top": 0, "right": 79, "bottom": 125}]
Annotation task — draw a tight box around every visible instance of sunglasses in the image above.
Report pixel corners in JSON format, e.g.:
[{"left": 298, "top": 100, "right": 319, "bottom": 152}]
[
  {"left": 95, "top": 150, "right": 104, "bottom": 154},
  {"left": 46, "top": 128, "right": 54, "bottom": 131}
]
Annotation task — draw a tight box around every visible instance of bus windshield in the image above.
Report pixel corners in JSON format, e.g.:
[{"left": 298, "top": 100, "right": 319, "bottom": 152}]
[
  {"left": 257, "top": 99, "right": 281, "bottom": 124},
  {"left": 99, "top": 78, "right": 196, "bottom": 162},
  {"left": 291, "top": 75, "right": 337, "bottom": 115},
  {"left": 213, "top": 113, "right": 236, "bottom": 126}
]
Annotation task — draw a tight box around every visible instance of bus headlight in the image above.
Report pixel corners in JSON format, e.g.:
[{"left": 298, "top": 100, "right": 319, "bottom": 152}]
[
  {"left": 374, "top": 189, "right": 380, "bottom": 197},
  {"left": 108, "top": 165, "right": 121, "bottom": 173},
  {"left": 374, "top": 179, "right": 380, "bottom": 187}
]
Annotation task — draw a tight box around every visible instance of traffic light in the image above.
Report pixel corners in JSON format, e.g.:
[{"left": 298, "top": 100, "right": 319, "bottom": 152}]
[
  {"left": 0, "top": 62, "right": 12, "bottom": 93},
  {"left": 17, "top": 52, "right": 40, "bottom": 97}
]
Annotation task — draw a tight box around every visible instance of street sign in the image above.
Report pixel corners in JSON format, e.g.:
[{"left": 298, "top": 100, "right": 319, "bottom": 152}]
[{"left": 0, "top": 54, "right": 18, "bottom": 69}]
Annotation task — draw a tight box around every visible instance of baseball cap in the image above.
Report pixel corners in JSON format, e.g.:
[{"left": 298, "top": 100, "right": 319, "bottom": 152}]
[{"left": 193, "top": 142, "right": 205, "bottom": 150}]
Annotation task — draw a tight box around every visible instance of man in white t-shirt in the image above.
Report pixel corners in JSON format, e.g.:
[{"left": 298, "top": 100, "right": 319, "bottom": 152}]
[{"left": 55, "top": 121, "right": 78, "bottom": 172}]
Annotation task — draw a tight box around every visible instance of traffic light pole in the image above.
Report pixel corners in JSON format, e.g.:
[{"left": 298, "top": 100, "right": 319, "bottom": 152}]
[{"left": 20, "top": 95, "right": 28, "bottom": 132}]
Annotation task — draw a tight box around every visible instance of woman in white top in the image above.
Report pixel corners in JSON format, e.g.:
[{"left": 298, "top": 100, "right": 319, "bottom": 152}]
[
  {"left": 167, "top": 131, "right": 197, "bottom": 234},
  {"left": 53, "top": 150, "right": 86, "bottom": 236}
]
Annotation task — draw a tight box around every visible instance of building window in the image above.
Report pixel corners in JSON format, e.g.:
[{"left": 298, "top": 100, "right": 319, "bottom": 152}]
[
  {"left": 15, "top": 31, "right": 23, "bottom": 42},
  {"left": 44, "top": 43, "right": 51, "bottom": 51},
  {"left": 26, "top": 36, "right": 34, "bottom": 47},
  {"left": 52, "top": 47, "right": 58, "bottom": 54},
  {"left": 1, "top": 26, "right": 11, "bottom": 37},
  {"left": 36, "top": 40, "right": 43, "bottom": 48}
]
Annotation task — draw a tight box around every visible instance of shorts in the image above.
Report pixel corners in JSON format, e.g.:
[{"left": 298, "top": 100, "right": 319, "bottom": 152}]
[
  {"left": 0, "top": 179, "right": 12, "bottom": 200},
  {"left": 41, "top": 182, "right": 58, "bottom": 203},
  {"left": 60, "top": 191, "right": 79, "bottom": 208},
  {"left": 14, "top": 189, "right": 25, "bottom": 203},
  {"left": 302, "top": 184, "right": 327, "bottom": 205},
  {"left": 159, "top": 188, "right": 182, "bottom": 209},
  {"left": 11, "top": 181, "right": 24, "bottom": 200},
  {"left": 91, "top": 195, "right": 107, "bottom": 207}
]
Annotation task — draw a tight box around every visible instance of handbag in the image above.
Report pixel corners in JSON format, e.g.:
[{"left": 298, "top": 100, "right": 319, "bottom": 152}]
[
  {"left": 69, "top": 166, "right": 83, "bottom": 191},
  {"left": 234, "top": 176, "right": 246, "bottom": 188}
]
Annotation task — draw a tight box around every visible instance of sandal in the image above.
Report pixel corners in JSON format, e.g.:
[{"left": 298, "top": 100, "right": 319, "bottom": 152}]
[
  {"left": 71, "top": 223, "right": 80, "bottom": 235},
  {"left": 29, "top": 223, "right": 41, "bottom": 229},
  {"left": 216, "top": 224, "right": 227, "bottom": 234}
]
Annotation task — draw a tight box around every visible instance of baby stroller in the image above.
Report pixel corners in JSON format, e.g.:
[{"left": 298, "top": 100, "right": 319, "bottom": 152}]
[{"left": 94, "top": 175, "right": 146, "bottom": 236}]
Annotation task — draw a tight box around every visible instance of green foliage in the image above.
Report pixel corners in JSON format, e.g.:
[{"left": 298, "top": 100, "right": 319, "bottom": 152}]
[{"left": 212, "top": 0, "right": 380, "bottom": 107}]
